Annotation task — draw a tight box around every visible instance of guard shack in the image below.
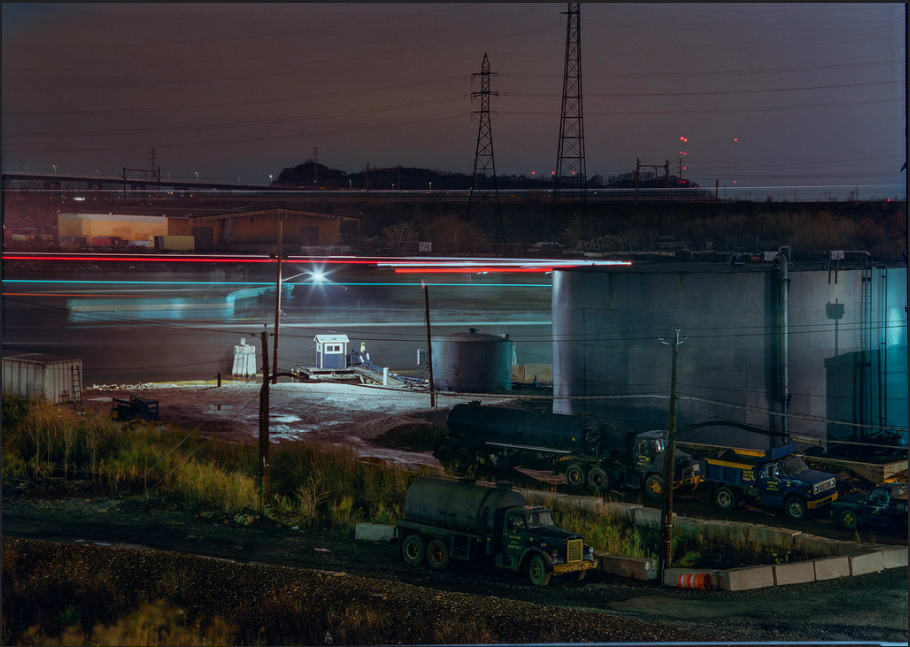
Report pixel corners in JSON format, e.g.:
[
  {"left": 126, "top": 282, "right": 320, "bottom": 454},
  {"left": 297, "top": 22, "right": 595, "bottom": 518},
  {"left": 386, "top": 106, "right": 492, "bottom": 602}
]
[{"left": 314, "top": 335, "right": 350, "bottom": 369}]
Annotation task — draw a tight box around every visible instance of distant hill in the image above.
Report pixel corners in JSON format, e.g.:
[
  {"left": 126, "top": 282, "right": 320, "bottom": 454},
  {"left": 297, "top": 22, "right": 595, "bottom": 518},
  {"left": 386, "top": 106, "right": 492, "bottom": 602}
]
[{"left": 275, "top": 162, "right": 699, "bottom": 191}]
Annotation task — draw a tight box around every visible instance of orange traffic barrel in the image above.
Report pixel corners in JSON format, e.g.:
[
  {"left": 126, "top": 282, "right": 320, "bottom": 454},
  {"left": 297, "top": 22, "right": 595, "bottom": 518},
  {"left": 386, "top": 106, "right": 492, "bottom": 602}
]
[{"left": 677, "top": 573, "right": 711, "bottom": 590}]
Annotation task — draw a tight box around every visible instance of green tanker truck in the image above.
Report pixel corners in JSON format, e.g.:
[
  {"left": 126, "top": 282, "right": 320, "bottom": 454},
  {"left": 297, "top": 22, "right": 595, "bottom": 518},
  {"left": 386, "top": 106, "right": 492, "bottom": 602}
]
[{"left": 396, "top": 477, "right": 598, "bottom": 586}]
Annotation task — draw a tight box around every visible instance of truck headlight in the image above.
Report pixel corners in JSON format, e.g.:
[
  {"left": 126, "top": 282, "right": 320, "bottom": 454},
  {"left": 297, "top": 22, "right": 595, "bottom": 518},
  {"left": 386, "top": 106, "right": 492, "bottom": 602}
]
[{"left": 692, "top": 463, "right": 700, "bottom": 472}]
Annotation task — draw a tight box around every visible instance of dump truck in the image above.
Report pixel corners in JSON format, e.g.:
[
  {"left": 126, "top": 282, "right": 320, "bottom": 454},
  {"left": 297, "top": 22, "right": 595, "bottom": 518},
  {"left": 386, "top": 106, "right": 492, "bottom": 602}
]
[
  {"left": 397, "top": 477, "right": 597, "bottom": 586},
  {"left": 434, "top": 402, "right": 701, "bottom": 500},
  {"left": 702, "top": 442, "right": 838, "bottom": 520}
]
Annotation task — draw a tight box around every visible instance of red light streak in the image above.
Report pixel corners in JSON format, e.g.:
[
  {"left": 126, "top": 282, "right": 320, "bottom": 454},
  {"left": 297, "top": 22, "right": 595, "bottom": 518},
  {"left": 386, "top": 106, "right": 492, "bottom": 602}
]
[{"left": 394, "top": 267, "right": 555, "bottom": 274}]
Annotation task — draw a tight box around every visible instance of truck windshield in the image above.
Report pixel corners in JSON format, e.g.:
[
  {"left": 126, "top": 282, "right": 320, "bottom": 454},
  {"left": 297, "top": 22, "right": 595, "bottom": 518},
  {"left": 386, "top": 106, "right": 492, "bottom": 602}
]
[
  {"left": 527, "top": 511, "right": 554, "bottom": 528},
  {"left": 780, "top": 455, "right": 808, "bottom": 476}
]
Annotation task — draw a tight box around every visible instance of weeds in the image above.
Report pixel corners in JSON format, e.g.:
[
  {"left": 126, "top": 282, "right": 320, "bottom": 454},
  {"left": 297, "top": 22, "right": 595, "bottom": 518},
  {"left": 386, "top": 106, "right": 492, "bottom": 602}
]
[{"left": 2, "top": 397, "right": 425, "bottom": 532}]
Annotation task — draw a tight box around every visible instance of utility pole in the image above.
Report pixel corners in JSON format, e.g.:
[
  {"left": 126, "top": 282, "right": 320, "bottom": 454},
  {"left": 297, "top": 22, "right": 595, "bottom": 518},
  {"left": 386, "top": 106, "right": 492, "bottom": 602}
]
[
  {"left": 259, "top": 331, "right": 271, "bottom": 503},
  {"left": 466, "top": 52, "right": 503, "bottom": 242},
  {"left": 658, "top": 328, "right": 685, "bottom": 580},
  {"left": 424, "top": 284, "right": 436, "bottom": 408},
  {"left": 271, "top": 219, "right": 284, "bottom": 384},
  {"left": 312, "top": 147, "right": 319, "bottom": 185},
  {"left": 634, "top": 158, "right": 640, "bottom": 203}
]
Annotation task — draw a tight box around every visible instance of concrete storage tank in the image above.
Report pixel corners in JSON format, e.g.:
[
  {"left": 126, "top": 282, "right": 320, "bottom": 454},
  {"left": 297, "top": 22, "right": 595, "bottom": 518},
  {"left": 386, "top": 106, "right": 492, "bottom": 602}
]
[
  {"left": 552, "top": 260, "right": 907, "bottom": 450},
  {"left": 431, "top": 328, "right": 513, "bottom": 393}
]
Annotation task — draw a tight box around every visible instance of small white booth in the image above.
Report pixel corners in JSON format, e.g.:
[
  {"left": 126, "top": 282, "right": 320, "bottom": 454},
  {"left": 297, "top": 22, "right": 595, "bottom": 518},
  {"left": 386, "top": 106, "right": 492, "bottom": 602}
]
[{"left": 314, "top": 334, "right": 349, "bottom": 369}]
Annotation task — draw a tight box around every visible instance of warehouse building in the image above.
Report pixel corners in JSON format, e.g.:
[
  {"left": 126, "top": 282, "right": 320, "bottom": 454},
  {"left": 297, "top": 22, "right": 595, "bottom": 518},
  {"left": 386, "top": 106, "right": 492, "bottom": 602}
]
[
  {"left": 167, "top": 208, "right": 358, "bottom": 252},
  {"left": 552, "top": 259, "right": 907, "bottom": 450},
  {"left": 57, "top": 212, "right": 168, "bottom": 248}
]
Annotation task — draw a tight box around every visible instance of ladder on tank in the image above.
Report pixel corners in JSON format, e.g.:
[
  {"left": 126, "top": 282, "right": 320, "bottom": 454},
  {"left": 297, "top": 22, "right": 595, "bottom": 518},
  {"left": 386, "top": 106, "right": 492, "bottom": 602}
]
[
  {"left": 70, "top": 364, "right": 83, "bottom": 410},
  {"left": 858, "top": 257, "right": 873, "bottom": 440}
]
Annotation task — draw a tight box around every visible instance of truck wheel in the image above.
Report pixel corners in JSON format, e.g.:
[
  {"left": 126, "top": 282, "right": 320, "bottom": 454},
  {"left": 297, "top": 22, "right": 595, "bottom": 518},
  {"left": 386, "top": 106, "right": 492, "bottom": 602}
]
[
  {"left": 426, "top": 539, "right": 450, "bottom": 570},
  {"left": 714, "top": 486, "right": 737, "bottom": 512},
  {"left": 455, "top": 446, "right": 474, "bottom": 470},
  {"left": 565, "top": 464, "right": 586, "bottom": 489},
  {"left": 587, "top": 466, "right": 609, "bottom": 492},
  {"left": 784, "top": 496, "right": 808, "bottom": 520},
  {"left": 643, "top": 474, "right": 664, "bottom": 500},
  {"left": 401, "top": 534, "right": 425, "bottom": 566},
  {"left": 528, "top": 554, "right": 552, "bottom": 587},
  {"left": 837, "top": 508, "right": 858, "bottom": 530},
  {"left": 436, "top": 445, "right": 454, "bottom": 466}
]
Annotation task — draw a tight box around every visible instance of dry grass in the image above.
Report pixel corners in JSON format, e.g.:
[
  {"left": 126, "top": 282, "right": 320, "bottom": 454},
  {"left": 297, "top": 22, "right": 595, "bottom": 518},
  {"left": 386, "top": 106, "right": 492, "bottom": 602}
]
[{"left": 2, "top": 397, "right": 426, "bottom": 531}]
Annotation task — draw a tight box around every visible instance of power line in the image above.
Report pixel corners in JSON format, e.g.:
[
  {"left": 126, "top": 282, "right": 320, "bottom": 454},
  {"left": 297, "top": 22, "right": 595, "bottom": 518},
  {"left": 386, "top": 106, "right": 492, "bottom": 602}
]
[
  {"left": 501, "top": 79, "right": 901, "bottom": 99},
  {"left": 501, "top": 96, "right": 902, "bottom": 118}
]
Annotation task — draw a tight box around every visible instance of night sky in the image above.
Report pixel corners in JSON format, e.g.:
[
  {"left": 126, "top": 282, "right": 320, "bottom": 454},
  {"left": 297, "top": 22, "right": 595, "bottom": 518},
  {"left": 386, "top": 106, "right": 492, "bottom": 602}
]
[{"left": 2, "top": 3, "right": 906, "bottom": 195}]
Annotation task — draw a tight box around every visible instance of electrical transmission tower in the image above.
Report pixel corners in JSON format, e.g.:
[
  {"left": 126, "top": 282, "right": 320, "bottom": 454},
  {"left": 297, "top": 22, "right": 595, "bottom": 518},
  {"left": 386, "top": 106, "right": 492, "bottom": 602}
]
[
  {"left": 552, "top": 2, "right": 588, "bottom": 236},
  {"left": 466, "top": 52, "right": 503, "bottom": 242}
]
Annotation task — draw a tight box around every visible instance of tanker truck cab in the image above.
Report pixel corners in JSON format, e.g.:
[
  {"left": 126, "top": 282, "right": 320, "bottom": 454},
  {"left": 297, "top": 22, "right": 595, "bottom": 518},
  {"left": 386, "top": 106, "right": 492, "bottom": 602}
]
[
  {"left": 397, "top": 478, "right": 597, "bottom": 586},
  {"left": 626, "top": 430, "right": 701, "bottom": 499},
  {"left": 497, "top": 505, "right": 593, "bottom": 585}
]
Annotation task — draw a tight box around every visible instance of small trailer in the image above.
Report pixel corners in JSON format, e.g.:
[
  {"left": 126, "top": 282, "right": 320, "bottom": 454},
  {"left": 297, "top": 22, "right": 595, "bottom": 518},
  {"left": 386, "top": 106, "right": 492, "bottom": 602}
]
[{"left": 112, "top": 396, "right": 159, "bottom": 421}]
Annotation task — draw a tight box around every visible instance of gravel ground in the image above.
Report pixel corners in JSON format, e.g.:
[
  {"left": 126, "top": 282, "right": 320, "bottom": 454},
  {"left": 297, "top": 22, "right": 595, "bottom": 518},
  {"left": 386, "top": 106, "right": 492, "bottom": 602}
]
[
  {"left": 3, "top": 492, "right": 907, "bottom": 644},
  {"left": 84, "top": 381, "right": 511, "bottom": 468}
]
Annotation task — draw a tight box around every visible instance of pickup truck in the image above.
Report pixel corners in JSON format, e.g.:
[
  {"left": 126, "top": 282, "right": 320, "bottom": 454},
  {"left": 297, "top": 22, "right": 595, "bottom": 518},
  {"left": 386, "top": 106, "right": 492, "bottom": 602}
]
[
  {"left": 703, "top": 442, "right": 838, "bottom": 520},
  {"left": 831, "top": 482, "right": 908, "bottom": 530}
]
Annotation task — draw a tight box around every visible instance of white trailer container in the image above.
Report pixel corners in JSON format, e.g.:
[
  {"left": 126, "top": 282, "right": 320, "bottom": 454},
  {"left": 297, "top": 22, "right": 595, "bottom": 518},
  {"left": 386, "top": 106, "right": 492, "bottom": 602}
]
[{"left": 2, "top": 354, "right": 83, "bottom": 404}]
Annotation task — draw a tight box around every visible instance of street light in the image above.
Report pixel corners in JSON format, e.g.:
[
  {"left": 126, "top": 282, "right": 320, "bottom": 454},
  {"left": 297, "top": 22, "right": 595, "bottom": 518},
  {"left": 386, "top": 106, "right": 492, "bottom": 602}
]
[
  {"left": 52, "top": 164, "right": 57, "bottom": 175},
  {"left": 269, "top": 174, "right": 273, "bottom": 184},
  {"left": 348, "top": 178, "right": 352, "bottom": 190},
  {"left": 428, "top": 181, "right": 432, "bottom": 191},
  {"left": 194, "top": 170, "right": 199, "bottom": 181}
]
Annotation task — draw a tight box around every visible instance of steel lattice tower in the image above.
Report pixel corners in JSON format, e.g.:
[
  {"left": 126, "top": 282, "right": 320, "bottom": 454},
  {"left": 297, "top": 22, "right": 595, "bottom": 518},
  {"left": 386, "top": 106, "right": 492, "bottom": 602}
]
[
  {"left": 466, "top": 52, "right": 503, "bottom": 242},
  {"left": 552, "top": 2, "right": 587, "bottom": 221}
]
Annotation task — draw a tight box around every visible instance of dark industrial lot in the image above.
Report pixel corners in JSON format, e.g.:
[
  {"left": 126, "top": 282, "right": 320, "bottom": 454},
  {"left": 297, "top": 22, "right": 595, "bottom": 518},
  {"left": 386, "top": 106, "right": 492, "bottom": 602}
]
[{"left": 2, "top": 2, "right": 907, "bottom": 646}]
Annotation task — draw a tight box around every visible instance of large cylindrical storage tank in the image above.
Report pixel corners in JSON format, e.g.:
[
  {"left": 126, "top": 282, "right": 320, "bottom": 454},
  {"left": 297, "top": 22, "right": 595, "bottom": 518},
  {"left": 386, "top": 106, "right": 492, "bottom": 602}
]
[
  {"left": 431, "top": 328, "right": 512, "bottom": 392},
  {"left": 552, "top": 263, "right": 907, "bottom": 450}
]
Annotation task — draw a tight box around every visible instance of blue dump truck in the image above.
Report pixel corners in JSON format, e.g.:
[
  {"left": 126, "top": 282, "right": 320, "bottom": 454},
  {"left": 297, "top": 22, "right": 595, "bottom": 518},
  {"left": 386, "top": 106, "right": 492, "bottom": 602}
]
[
  {"left": 703, "top": 443, "right": 838, "bottom": 520},
  {"left": 397, "top": 478, "right": 598, "bottom": 586},
  {"left": 435, "top": 403, "right": 701, "bottom": 500}
]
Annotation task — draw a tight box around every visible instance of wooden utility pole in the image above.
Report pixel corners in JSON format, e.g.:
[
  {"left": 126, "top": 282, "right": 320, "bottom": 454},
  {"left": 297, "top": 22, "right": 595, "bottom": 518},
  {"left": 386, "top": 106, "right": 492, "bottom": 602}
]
[
  {"left": 424, "top": 284, "right": 436, "bottom": 408},
  {"left": 259, "top": 331, "right": 271, "bottom": 502},
  {"left": 658, "top": 328, "right": 685, "bottom": 579},
  {"left": 272, "top": 219, "right": 283, "bottom": 384}
]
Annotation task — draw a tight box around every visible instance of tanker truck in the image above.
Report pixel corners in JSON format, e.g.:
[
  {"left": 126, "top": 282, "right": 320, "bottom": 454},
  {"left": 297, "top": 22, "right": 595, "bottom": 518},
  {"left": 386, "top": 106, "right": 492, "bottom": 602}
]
[
  {"left": 434, "top": 402, "right": 700, "bottom": 500},
  {"left": 397, "top": 477, "right": 598, "bottom": 586}
]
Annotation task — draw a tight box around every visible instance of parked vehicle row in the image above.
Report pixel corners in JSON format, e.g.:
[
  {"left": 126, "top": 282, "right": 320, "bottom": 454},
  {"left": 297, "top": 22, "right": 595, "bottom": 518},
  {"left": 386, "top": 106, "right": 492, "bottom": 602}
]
[{"left": 434, "top": 403, "right": 841, "bottom": 521}]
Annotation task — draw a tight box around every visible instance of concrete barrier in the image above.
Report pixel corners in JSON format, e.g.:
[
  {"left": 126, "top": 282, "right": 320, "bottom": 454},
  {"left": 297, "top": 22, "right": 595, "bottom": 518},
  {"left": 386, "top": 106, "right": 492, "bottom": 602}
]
[
  {"left": 792, "top": 533, "right": 841, "bottom": 555},
  {"left": 772, "top": 561, "right": 816, "bottom": 586},
  {"left": 748, "top": 524, "right": 802, "bottom": 548},
  {"left": 849, "top": 551, "right": 884, "bottom": 576},
  {"left": 663, "top": 568, "right": 719, "bottom": 589},
  {"left": 701, "top": 519, "right": 752, "bottom": 543},
  {"left": 597, "top": 552, "right": 657, "bottom": 581},
  {"left": 880, "top": 546, "right": 908, "bottom": 569},
  {"left": 632, "top": 506, "right": 662, "bottom": 528},
  {"left": 718, "top": 565, "right": 775, "bottom": 591},
  {"left": 354, "top": 523, "right": 396, "bottom": 542},
  {"left": 813, "top": 556, "right": 850, "bottom": 581},
  {"left": 672, "top": 515, "right": 704, "bottom": 537},
  {"left": 602, "top": 502, "right": 641, "bottom": 521}
]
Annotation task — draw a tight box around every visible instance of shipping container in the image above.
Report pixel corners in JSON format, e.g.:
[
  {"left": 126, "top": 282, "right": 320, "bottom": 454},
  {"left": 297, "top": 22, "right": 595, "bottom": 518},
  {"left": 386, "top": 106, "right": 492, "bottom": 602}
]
[{"left": 2, "top": 354, "right": 83, "bottom": 404}]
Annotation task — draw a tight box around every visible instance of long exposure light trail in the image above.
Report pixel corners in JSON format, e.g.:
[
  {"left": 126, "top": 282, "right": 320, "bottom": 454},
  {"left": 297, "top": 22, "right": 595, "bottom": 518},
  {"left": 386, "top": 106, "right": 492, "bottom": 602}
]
[{"left": 2, "top": 279, "right": 551, "bottom": 288}]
